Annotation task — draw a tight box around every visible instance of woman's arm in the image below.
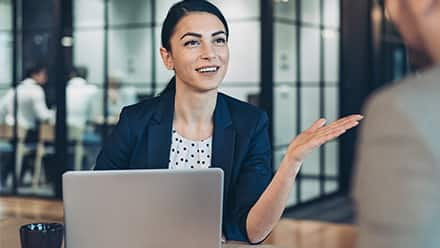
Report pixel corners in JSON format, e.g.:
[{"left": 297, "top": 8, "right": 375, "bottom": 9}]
[{"left": 246, "top": 115, "right": 363, "bottom": 244}]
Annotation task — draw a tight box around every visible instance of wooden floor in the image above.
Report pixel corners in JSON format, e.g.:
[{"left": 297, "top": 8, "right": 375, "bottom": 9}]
[{"left": 0, "top": 196, "right": 356, "bottom": 248}]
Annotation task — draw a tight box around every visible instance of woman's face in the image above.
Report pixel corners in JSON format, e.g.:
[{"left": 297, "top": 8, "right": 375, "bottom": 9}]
[{"left": 161, "top": 12, "right": 229, "bottom": 92}]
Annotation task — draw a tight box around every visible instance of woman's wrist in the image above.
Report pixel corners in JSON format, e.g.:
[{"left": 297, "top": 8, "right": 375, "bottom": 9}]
[{"left": 279, "top": 155, "right": 303, "bottom": 178}]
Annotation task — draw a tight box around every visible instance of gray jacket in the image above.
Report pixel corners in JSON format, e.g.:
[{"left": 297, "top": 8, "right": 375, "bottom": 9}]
[{"left": 354, "top": 65, "right": 440, "bottom": 248}]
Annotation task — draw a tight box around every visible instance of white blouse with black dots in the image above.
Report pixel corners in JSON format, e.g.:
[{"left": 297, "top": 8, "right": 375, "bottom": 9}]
[{"left": 168, "top": 128, "right": 212, "bottom": 169}]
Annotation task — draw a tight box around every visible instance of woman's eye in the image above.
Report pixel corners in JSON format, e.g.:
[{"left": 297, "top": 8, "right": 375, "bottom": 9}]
[
  {"left": 214, "top": 38, "right": 226, "bottom": 45},
  {"left": 184, "top": 40, "right": 200, "bottom": 47}
]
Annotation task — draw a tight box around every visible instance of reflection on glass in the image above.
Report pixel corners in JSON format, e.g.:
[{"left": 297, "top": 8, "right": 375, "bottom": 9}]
[
  {"left": 325, "top": 86, "right": 339, "bottom": 123},
  {"left": 301, "top": 27, "right": 321, "bottom": 83},
  {"left": 74, "top": 0, "right": 104, "bottom": 28},
  {"left": 274, "top": 0, "right": 296, "bottom": 20},
  {"left": 108, "top": 28, "right": 152, "bottom": 84},
  {"left": 324, "top": 30, "right": 340, "bottom": 83},
  {"left": 325, "top": 180, "right": 338, "bottom": 194},
  {"left": 301, "top": 0, "right": 320, "bottom": 25},
  {"left": 274, "top": 23, "right": 297, "bottom": 83},
  {"left": 302, "top": 148, "right": 320, "bottom": 175},
  {"left": 0, "top": 87, "right": 13, "bottom": 192},
  {"left": 324, "top": 0, "right": 340, "bottom": 28},
  {"left": 301, "top": 180, "right": 320, "bottom": 202},
  {"left": 274, "top": 85, "right": 297, "bottom": 146},
  {"left": 74, "top": 30, "right": 104, "bottom": 84},
  {"left": 156, "top": 0, "right": 180, "bottom": 23},
  {"left": 325, "top": 141, "right": 339, "bottom": 177},
  {"left": 300, "top": 87, "right": 320, "bottom": 130},
  {"left": 0, "top": 32, "right": 12, "bottom": 84},
  {"left": 223, "top": 21, "right": 260, "bottom": 84},
  {"left": 299, "top": 86, "right": 320, "bottom": 174},
  {"left": 211, "top": 0, "right": 260, "bottom": 20},
  {"left": 109, "top": 0, "right": 151, "bottom": 25},
  {"left": 0, "top": 0, "right": 12, "bottom": 30},
  {"left": 156, "top": 0, "right": 260, "bottom": 24}
]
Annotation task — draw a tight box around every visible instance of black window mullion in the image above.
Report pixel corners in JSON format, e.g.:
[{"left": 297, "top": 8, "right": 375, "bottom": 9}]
[
  {"left": 260, "top": 0, "right": 274, "bottom": 172},
  {"left": 295, "top": 0, "right": 303, "bottom": 204},
  {"left": 11, "top": 0, "right": 19, "bottom": 195},
  {"left": 319, "top": 0, "right": 326, "bottom": 196},
  {"left": 151, "top": 0, "right": 156, "bottom": 96},
  {"left": 102, "top": 0, "right": 109, "bottom": 139}
]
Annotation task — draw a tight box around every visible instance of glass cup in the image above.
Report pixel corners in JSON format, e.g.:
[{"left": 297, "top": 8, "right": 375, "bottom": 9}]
[{"left": 19, "top": 223, "right": 64, "bottom": 248}]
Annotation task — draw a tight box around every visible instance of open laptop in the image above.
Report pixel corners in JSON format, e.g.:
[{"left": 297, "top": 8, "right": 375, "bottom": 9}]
[{"left": 62, "top": 168, "right": 224, "bottom": 248}]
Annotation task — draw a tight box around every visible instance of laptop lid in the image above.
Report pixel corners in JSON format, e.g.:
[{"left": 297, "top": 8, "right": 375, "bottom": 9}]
[{"left": 63, "top": 168, "right": 224, "bottom": 248}]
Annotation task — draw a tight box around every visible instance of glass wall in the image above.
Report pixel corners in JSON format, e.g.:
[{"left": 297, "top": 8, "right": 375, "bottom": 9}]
[
  {"left": 70, "top": 0, "right": 263, "bottom": 174},
  {"left": 1, "top": 0, "right": 345, "bottom": 206},
  {"left": 0, "top": 0, "right": 13, "bottom": 194},
  {"left": 273, "top": 0, "right": 341, "bottom": 207}
]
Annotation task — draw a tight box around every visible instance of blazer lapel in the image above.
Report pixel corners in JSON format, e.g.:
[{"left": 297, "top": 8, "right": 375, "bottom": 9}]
[
  {"left": 211, "top": 94, "right": 236, "bottom": 201},
  {"left": 147, "top": 90, "right": 175, "bottom": 169}
]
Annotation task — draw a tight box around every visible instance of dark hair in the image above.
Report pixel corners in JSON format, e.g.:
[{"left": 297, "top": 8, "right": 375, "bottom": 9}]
[
  {"left": 160, "top": 0, "right": 229, "bottom": 94},
  {"left": 377, "top": 0, "right": 385, "bottom": 9},
  {"left": 24, "top": 63, "right": 46, "bottom": 79},
  {"left": 70, "top": 66, "right": 89, "bottom": 80}
]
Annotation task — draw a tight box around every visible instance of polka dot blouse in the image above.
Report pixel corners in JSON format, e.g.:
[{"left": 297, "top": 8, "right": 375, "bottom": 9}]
[{"left": 168, "top": 128, "right": 212, "bottom": 169}]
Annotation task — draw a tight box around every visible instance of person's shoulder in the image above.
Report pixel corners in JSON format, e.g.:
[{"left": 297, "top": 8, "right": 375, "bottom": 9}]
[{"left": 365, "top": 65, "right": 440, "bottom": 114}]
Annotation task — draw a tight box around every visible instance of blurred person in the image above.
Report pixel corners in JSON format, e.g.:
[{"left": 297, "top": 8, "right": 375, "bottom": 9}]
[
  {"left": 0, "top": 63, "right": 53, "bottom": 130},
  {"left": 354, "top": 0, "right": 440, "bottom": 248},
  {"left": 66, "top": 66, "right": 98, "bottom": 129},
  {"left": 107, "top": 75, "right": 137, "bottom": 119},
  {"left": 95, "top": 0, "right": 362, "bottom": 244}
]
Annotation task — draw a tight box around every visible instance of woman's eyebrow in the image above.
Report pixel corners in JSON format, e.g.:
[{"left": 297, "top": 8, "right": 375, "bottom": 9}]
[
  {"left": 180, "top": 30, "right": 226, "bottom": 40},
  {"left": 212, "top": 31, "right": 226, "bottom": 37},
  {"left": 180, "top": 32, "right": 202, "bottom": 40}
]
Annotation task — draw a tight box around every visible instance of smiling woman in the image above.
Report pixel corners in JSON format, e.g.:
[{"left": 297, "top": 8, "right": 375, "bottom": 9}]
[{"left": 94, "top": 0, "right": 362, "bottom": 244}]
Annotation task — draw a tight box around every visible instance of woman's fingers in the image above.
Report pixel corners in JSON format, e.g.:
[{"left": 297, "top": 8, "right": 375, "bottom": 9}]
[
  {"left": 316, "top": 120, "right": 359, "bottom": 139},
  {"left": 307, "top": 118, "right": 326, "bottom": 131},
  {"left": 316, "top": 115, "right": 362, "bottom": 133},
  {"left": 318, "top": 120, "right": 360, "bottom": 142},
  {"left": 295, "top": 114, "right": 363, "bottom": 152}
]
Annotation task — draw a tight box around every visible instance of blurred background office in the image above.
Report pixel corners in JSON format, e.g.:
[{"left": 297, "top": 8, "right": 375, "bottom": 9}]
[{"left": 0, "top": 0, "right": 410, "bottom": 221}]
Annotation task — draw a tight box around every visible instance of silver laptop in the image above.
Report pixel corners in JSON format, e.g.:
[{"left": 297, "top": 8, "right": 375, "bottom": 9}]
[{"left": 63, "top": 168, "right": 224, "bottom": 248}]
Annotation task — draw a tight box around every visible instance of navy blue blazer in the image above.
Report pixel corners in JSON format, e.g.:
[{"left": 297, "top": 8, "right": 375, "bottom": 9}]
[{"left": 95, "top": 88, "right": 273, "bottom": 243}]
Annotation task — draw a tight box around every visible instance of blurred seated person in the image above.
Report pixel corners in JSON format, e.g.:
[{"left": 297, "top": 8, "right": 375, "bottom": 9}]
[
  {"left": 0, "top": 63, "right": 54, "bottom": 134},
  {"left": 0, "top": 63, "right": 53, "bottom": 185},
  {"left": 67, "top": 66, "right": 98, "bottom": 129}
]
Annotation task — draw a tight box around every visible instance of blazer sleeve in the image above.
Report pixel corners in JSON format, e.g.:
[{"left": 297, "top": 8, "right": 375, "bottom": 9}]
[
  {"left": 353, "top": 94, "right": 440, "bottom": 248},
  {"left": 227, "top": 112, "right": 273, "bottom": 243},
  {"left": 94, "top": 107, "right": 133, "bottom": 170}
]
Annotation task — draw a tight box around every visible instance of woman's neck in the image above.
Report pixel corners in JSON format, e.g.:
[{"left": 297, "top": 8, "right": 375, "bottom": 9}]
[{"left": 173, "top": 79, "right": 217, "bottom": 137}]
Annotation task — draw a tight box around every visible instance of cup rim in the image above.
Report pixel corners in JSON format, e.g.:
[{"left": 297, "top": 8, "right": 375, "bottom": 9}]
[{"left": 20, "top": 223, "right": 64, "bottom": 233}]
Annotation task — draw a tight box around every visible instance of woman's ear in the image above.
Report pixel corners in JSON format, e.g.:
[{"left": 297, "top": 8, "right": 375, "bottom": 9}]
[{"left": 160, "top": 47, "right": 174, "bottom": 70}]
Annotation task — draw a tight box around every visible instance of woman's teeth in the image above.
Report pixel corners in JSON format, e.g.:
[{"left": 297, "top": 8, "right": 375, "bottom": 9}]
[{"left": 197, "top": 67, "right": 218, "bottom": 73}]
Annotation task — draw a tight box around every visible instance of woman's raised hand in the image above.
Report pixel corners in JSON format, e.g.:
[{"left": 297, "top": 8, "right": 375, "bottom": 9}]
[{"left": 285, "top": 114, "right": 363, "bottom": 165}]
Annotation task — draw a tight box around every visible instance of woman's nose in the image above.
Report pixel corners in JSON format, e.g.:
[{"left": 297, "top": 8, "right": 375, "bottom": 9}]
[{"left": 200, "top": 43, "right": 216, "bottom": 60}]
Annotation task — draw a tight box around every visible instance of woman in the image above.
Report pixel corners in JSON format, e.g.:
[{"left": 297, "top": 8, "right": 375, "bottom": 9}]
[{"left": 95, "top": 0, "right": 363, "bottom": 244}]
